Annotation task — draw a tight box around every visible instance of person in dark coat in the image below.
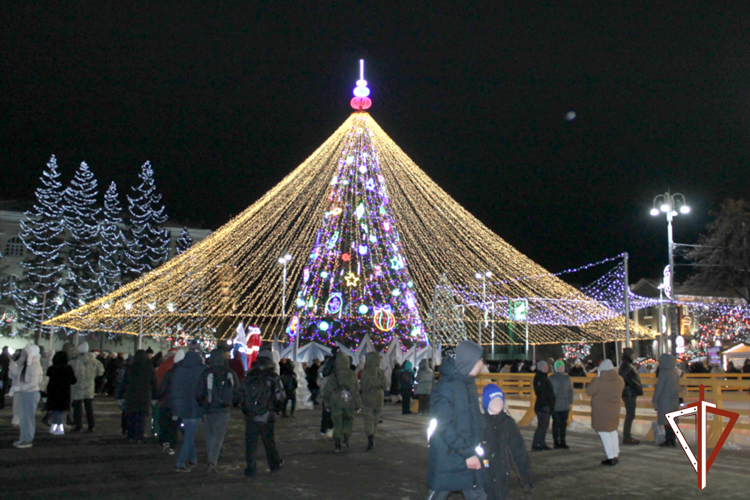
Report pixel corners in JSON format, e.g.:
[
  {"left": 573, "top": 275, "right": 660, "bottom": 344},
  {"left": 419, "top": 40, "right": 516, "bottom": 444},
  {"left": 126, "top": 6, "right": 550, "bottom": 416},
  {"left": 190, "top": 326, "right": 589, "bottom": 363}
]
[
  {"left": 549, "top": 360, "right": 573, "bottom": 449},
  {"left": 726, "top": 361, "right": 740, "bottom": 374},
  {"left": 481, "top": 384, "right": 532, "bottom": 500},
  {"left": 619, "top": 348, "right": 643, "bottom": 445},
  {"left": 532, "top": 361, "right": 555, "bottom": 451},
  {"left": 170, "top": 350, "right": 206, "bottom": 472},
  {"left": 46, "top": 351, "right": 77, "bottom": 435},
  {"left": 743, "top": 359, "right": 750, "bottom": 374},
  {"left": 399, "top": 361, "right": 415, "bottom": 415},
  {"left": 117, "top": 349, "right": 157, "bottom": 443},
  {"left": 390, "top": 361, "right": 402, "bottom": 403},
  {"left": 243, "top": 355, "right": 285, "bottom": 478},
  {"left": 158, "top": 349, "right": 183, "bottom": 455},
  {"left": 426, "top": 341, "right": 487, "bottom": 500},
  {"left": 568, "top": 358, "right": 587, "bottom": 389},
  {"left": 280, "top": 359, "right": 298, "bottom": 418},
  {"left": 0, "top": 346, "right": 10, "bottom": 408},
  {"left": 306, "top": 358, "right": 320, "bottom": 404}
]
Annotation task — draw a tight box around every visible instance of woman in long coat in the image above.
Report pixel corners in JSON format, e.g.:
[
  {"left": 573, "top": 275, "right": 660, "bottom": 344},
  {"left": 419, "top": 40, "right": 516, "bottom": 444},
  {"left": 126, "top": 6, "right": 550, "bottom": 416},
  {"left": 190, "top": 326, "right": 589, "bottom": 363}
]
[
  {"left": 652, "top": 353, "right": 680, "bottom": 447},
  {"left": 46, "top": 351, "right": 77, "bottom": 435},
  {"left": 117, "top": 350, "right": 157, "bottom": 442},
  {"left": 586, "top": 359, "right": 624, "bottom": 465}
]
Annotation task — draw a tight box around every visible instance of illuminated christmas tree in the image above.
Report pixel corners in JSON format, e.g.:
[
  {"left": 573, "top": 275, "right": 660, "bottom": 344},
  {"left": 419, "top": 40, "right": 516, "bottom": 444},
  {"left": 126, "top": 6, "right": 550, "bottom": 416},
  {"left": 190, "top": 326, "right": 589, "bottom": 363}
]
[
  {"left": 63, "top": 162, "right": 102, "bottom": 309},
  {"left": 123, "top": 162, "right": 170, "bottom": 281},
  {"left": 98, "top": 181, "right": 124, "bottom": 295},
  {"left": 289, "top": 70, "right": 423, "bottom": 347},
  {"left": 15, "top": 156, "right": 66, "bottom": 336}
]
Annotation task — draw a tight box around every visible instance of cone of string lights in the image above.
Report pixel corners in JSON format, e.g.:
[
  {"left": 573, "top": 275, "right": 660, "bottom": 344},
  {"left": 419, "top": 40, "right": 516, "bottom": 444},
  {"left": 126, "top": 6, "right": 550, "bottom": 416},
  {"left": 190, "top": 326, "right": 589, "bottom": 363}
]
[{"left": 45, "top": 61, "right": 656, "bottom": 349}]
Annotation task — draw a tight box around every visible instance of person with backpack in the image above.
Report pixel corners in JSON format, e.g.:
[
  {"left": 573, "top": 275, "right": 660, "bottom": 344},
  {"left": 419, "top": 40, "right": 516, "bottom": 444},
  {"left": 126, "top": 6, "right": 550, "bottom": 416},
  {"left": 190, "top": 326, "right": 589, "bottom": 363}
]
[
  {"left": 197, "top": 348, "right": 240, "bottom": 473},
  {"left": 170, "top": 350, "right": 206, "bottom": 472},
  {"left": 242, "top": 355, "right": 285, "bottom": 478},
  {"left": 360, "top": 351, "right": 389, "bottom": 451},
  {"left": 321, "top": 353, "right": 362, "bottom": 452},
  {"left": 280, "top": 359, "right": 298, "bottom": 418}
]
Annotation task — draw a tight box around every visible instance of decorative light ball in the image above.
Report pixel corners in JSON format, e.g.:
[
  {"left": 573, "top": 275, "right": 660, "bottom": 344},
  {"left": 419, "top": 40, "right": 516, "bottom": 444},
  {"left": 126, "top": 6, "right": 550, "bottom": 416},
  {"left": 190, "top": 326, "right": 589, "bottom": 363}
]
[
  {"left": 353, "top": 86, "right": 370, "bottom": 97},
  {"left": 341, "top": 253, "right": 351, "bottom": 262},
  {"left": 319, "top": 321, "right": 330, "bottom": 332},
  {"left": 359, "top": 304, "right": 369, "bottom": 314},
  {"left": 374, "top": 308, "right": 396, "bottom": 332},
  {"left": 351, "top": 97, "right": 372, "bottom": 110}
]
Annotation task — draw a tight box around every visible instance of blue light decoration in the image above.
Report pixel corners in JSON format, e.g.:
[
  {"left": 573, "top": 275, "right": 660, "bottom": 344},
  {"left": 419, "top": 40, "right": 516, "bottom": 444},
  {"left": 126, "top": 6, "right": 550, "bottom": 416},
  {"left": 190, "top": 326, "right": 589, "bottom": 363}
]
[
  {"left": 326, "top": 293, "right": 343, "bottom": 314},
  {"left": 288, "top": 62, "right": 425, "bottom": 350}
]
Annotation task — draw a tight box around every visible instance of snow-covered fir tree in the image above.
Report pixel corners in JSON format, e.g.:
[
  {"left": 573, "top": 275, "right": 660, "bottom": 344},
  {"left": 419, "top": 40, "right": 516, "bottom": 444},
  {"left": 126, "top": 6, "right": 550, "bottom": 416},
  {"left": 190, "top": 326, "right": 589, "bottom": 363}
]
[
  {"left": 176, "top": 227, "right": 193, "bottom": 255},
  {"left": 62, "top": 162, "right": 102, "bottom": 310},
  {"left": 123, "top": 162, "right": 170, "bottom": 281},
  {"left": 98, "top": 181, "right": 123, "bottom": 294},
  {"left": 14, "top": 155, "right": 66, "bottom": 337}
]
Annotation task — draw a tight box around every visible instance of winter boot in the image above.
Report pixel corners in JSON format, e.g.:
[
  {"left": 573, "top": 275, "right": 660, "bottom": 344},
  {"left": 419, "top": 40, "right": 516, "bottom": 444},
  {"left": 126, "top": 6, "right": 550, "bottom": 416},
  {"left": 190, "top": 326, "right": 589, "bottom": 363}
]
[
  {"left": 343, "top": 434, "right": 349, "bottom": 449},
  {"left": 49, "top": 424, "right": 58, "bottom": 435},
  {"left": 366, "top": 435, "right": 374, "bottom": 452},
  {"left": 553, "top": 438, "right": 561, "bottom": 449},
  {"left": 334, "top": 438, "right": 342, "bottom": 453},
  {"left": 560, "top": 429, "right": 569, "bottom": 449}
]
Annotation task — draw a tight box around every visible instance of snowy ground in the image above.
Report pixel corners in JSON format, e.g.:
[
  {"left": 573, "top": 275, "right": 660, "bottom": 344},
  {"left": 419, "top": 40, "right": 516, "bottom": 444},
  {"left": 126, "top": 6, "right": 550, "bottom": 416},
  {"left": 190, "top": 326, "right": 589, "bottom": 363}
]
[{"left": 0, "top": 396, "right": 748, "bottom": 499}]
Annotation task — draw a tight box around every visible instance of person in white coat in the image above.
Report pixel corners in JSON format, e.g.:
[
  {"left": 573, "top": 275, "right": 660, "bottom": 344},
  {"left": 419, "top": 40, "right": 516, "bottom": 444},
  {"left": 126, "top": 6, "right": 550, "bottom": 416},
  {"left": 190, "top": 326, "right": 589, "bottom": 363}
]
[{"left": 9, "top": 344, "right": 44, "bottom": 448}]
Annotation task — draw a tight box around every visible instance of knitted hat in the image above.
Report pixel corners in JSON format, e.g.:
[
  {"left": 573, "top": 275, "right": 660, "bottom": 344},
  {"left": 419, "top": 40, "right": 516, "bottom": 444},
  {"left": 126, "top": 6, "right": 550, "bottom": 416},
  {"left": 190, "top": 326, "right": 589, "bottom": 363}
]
[
  {"left": 536, "top": 360, "right": 548, "bottom": 372},
  {"left": 146, "top": 346, "right": 154, "bottom": 354},
  {"left": 77, "top": 342, "right": 89, "bottom": 353},
  {"left": 482, "top": 383, "right": 505, "bottom": 410},
  {"left": 173, "top": 349, "right": 186, "bottom": 364},
  {"left": 598, "top": 359, "right": 614, "bottom": 373},
  {"left": 554, "top": 360, "right": 565, "bottom": 372}
]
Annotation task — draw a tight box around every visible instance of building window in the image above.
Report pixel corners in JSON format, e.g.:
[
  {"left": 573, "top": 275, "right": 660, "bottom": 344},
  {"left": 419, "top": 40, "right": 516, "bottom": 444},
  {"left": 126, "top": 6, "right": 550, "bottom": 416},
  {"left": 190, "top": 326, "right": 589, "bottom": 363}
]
[
  {"left": 643, "top": 307, "right": 653, "bottom": 319},
  {"left": 4, "top": 237, "right": 24, "bottom": 257}
]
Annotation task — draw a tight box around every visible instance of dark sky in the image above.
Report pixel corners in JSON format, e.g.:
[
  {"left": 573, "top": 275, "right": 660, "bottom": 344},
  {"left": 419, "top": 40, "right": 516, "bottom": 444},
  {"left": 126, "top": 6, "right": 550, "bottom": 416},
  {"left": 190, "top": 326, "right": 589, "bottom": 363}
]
[{"left": 2, "top": 2, "right": 750, "bottom": 284}]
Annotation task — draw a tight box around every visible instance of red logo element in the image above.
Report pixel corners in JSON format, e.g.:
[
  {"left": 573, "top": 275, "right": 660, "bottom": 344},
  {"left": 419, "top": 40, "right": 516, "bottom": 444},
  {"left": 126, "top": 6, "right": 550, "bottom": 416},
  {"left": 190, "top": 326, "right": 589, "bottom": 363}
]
[
  {"left": 350, "top": 97, "right": 372, "bottom": 110},
  {"left": 665, "top": 385, "right": 739, "bottom": 490}
]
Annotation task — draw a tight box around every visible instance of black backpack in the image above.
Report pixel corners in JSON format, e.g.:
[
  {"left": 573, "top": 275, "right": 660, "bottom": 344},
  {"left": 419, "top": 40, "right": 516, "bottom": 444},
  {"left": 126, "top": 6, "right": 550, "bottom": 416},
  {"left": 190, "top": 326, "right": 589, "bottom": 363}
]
[
  {"left": 206, "top": 370, "right": 235, "bottom": 409},
  {"left": 242, "top": 372, "right": 272, "bottom": 416}
]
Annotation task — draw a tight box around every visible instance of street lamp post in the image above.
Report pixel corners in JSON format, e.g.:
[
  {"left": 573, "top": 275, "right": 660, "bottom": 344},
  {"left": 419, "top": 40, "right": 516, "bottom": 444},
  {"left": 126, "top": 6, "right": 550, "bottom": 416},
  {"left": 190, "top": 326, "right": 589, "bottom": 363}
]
[
  {"left": 650, "top": 191, "right": 690, "bottom": 356},
  {"left": 277, "top": 254, "right": 293, "bottom": 356},
  {"left": 475, "top": 271, "right": 492, "bottom": 347}
]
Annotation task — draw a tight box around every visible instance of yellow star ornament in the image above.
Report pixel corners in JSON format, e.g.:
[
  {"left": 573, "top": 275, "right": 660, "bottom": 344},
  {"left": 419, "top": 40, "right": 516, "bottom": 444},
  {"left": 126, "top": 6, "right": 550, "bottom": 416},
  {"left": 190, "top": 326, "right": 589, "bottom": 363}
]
[{"left": 344, "top": 272, "right": 360, "bottom": 287}]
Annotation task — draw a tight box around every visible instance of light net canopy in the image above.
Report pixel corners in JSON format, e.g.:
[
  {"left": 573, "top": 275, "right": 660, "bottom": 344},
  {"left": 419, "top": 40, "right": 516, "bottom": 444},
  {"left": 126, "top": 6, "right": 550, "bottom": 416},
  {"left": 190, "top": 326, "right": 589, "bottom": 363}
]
[{"left": 45, "top": 112, "right": 654, "bottom": 347}]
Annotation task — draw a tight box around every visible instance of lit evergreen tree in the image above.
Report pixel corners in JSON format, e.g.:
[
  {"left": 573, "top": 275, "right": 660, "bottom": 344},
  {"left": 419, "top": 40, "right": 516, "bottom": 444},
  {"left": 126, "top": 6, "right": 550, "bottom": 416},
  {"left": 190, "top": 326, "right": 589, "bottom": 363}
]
[
  {"left": 123, "top": 162, "right": 169, "bottom": 281},
  {"left": 98, "top": 181, "right": 123, "bottom": 294},
  {"left": 62, "top": 162, "right": 101, "bottom": 310},
  {"left": 176, "top": 227, "right": 193, "bottom": 255},
  {"left": 14, "top": 155, "right": 66, "bottom": 338}
]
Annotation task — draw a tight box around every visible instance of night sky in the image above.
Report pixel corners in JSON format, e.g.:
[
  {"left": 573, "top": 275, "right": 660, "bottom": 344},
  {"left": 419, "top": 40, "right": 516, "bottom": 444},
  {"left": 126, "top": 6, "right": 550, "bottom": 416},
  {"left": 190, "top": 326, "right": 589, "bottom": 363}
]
[{"left": 2, "top": 3, "right": 750, "bottom": 285}]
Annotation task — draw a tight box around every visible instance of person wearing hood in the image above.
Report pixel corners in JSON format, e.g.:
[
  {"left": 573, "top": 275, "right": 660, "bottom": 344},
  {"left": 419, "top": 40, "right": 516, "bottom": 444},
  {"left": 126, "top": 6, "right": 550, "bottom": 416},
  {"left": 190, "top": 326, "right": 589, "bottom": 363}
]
[
  {"left": 426, "top": 340, "right": 487, "bottom": 500},
  {"left": 416, "top": 358, "right": 435, "bottom": 416},
  {"left": 67, "top": 342, "right": 105, "bottom": 433},
  {"left": 568, "top": 358, "right": 587, "bottom": 389},
  {"left": 117, "top": 349, "right": 157, "bottom": 443},
  {"left": 242, "top": 355, "right": 285, "bottom": 478},
  {"left": 586, "top": 359, "right": 625, "bottom": 465},
  {"left": 619, "top": 347, "right": 644, "bottom": 446},
  {"left": 549, "top": 360, "right": 573, "bottom": 449},
  {"left": 158, "top": 349, "right": 184, "bottom": 455},
  {"left": 531, "top": 360, "right": 555, "bottom": 451},
  {"left": 197, "top": 348, "right": 241, "bottom": 473},
  {"left": 45, "top": 350, "right": 77, "bottom": 435},
  {"left": 171, "top": 350, "right": 206, "bottom": 472},
  {"left": 9, "top": 344, "right": 44, "bottom": 448},
  {"left": 481, "top": 384, "right": 532, "bottom": 500},
  {"left": 360, "top": 351, "right": 389, "bottom": 451},
  {"left": 399, "top": 360, "right": 415, "bottom": 415},
  {"left": 322, "top": 353, "right": 362, "bottom": 452},
  {"left": 652, "top": 353, "right": 681, "bottom": 447}
]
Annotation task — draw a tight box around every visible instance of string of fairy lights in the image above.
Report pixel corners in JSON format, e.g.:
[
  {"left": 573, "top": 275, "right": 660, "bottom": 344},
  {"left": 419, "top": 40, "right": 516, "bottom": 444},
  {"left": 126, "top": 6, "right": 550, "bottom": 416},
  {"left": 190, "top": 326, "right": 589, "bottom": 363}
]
[{"left": 44, "top": 109, "right": 658, "bottom": 347}]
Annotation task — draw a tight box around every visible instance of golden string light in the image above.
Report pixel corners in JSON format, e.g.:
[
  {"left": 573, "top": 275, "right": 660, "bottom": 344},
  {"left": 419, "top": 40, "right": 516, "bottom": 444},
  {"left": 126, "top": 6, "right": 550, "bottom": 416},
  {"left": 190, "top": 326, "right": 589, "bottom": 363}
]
[{"left": 45, "top": 112, "right": 655, "bottom": 346}]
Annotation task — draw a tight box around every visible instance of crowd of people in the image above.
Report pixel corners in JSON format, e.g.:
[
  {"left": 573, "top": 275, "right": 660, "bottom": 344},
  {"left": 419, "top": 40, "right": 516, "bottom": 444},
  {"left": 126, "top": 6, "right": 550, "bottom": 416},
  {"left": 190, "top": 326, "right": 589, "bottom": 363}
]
[{"left": 0, "top": 338, "right": 743, "bottom": 499}]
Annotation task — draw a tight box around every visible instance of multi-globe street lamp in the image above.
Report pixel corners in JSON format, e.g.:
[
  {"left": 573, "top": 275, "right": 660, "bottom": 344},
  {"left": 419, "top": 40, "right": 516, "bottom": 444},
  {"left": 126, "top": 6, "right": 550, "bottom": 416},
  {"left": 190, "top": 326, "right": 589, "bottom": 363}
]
[{"left": 650, "top": 191, "right": 690, "bottom": 356}]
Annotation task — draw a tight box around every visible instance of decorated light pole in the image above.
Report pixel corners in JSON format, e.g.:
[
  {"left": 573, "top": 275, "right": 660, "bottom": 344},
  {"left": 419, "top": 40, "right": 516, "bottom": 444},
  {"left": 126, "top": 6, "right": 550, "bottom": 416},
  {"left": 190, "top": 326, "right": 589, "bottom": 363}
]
[
  {"left": 650, "top": 191, "right": 690, "bottom": 356},
  {"left": 277, "top": 253, "right": 292, "bottom": 347},
  {"left": 475, "top": 271, "right": 492, "bottom": 346}
]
